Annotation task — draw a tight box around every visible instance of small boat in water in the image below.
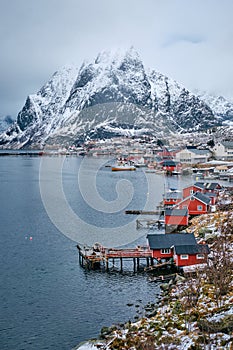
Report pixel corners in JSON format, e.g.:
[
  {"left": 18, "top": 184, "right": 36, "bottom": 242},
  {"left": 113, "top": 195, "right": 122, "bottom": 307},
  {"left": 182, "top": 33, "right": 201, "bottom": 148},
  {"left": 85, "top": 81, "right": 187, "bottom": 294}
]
[{"left": 111, "top": 161, "right": 136, "bottom": 171}]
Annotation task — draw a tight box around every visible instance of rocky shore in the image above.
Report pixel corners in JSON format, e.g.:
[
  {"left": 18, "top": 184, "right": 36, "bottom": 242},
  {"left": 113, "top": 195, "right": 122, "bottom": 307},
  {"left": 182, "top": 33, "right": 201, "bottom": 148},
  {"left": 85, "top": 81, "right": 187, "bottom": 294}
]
[{"left": 76, "top": 208, "right": 233, "bottom": 350}]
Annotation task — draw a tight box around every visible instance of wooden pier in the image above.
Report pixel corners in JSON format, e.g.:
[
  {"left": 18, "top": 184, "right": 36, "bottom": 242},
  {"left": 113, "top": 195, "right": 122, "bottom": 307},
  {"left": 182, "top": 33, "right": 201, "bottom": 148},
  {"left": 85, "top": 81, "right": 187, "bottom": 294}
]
[
  {"left": 125, "top": 205, "right": 164, "bottom": 216},
  {"left": 125, "top": 210, "right": 162, "bottom": 215},
  {"left": 77, "top": 243, "right": 154, "bottom": 272},
  {"left": 136, "top": 218, "right": 165, "bottom": 229}
]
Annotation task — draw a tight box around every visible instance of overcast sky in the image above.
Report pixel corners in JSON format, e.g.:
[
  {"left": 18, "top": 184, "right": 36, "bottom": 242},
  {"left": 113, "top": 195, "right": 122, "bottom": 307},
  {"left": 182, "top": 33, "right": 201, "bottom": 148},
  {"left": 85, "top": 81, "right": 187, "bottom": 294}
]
[{"left": 1, "top": 0, "right": 233, "bottom": 118}]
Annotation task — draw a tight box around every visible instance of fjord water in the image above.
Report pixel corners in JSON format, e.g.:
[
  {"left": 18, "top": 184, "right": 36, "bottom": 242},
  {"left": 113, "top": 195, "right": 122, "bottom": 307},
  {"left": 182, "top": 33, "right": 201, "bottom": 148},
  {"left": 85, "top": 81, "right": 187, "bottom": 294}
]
[{"left": 0, "top": 156, "right": 191, "bottom": 350}]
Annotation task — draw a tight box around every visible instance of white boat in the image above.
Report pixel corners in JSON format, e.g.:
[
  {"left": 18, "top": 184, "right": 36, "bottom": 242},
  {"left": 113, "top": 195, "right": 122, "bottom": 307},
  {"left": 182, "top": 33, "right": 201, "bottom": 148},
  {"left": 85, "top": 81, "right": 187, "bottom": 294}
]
[
  {"left": 111, "top": 162, "right": 136, "bottom": 171},
  {"left": 172, "top": 170, "right": 181, "bottom": 175}
]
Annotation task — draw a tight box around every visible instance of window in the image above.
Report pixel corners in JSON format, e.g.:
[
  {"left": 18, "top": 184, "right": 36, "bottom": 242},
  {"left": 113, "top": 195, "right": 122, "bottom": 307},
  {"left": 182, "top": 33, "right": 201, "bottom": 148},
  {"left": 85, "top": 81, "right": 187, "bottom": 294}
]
[
  {"left": 197, "top": 205, "right": 203, "bottom": 211},
  {"left": 161, "top": 248, "right": 170, "bottom": 254},
  {"left": 191, "top": 197, "right": 195, "bottom": 201},
  {"left": 197, "top": 254, "right": 205, "bottom": 259},
  {"left": 180, "top": 254, "right": 188, "bottom": 260},
  {"left": 190, "top": 190, "right": 194, "bottom": 195}
]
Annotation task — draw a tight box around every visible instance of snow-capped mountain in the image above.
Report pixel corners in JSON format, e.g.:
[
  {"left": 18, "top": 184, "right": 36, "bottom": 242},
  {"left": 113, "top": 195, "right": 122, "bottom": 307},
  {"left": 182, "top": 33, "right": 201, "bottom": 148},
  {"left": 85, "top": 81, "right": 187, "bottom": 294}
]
[
  {"left": 0, "top": 48, "right": 223, "bottom": 149},
  {"left": 196, "top": 91, "right": 233, "bottom": 123},
  {"left": 0, "top": 115, "right": 14, "bottom": 133}
]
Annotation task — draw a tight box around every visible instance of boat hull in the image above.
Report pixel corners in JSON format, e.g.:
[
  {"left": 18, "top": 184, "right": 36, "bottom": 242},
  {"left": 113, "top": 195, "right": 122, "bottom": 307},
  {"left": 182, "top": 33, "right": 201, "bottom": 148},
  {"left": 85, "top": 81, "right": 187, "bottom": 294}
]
[{"left": 111, "top": 166, "right": 136, "bottom": 171}]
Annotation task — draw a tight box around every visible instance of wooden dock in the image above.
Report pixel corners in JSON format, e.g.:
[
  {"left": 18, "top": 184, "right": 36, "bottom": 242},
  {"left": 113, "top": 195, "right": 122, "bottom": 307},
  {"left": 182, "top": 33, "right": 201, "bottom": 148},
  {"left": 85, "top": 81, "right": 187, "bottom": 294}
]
[
  {"left": 125, "top": 210, "right": 162, "bottom": 215},
  {"left": 136, "top": 218, "right": 165, "bottom": 229},
  {"left": 77, "top": 244, "right": 154, "bottom": 272},
  {"left": 125, "top": 205, "right": 164, "bottom": 216}
]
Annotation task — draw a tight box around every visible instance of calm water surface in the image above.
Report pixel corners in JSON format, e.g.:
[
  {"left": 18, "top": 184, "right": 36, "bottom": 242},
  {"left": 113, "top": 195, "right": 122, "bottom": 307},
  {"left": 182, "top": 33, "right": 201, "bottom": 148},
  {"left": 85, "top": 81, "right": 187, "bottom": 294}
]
[{"left": 0, "top": 156, "right": 192, "bottom": 350}]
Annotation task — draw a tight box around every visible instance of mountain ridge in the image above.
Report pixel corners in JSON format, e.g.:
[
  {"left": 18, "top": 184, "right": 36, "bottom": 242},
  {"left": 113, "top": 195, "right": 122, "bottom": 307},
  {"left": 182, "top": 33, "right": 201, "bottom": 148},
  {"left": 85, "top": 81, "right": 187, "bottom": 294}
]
[{"left": 0, "top": 48, "right": 231, "bottom": 149}]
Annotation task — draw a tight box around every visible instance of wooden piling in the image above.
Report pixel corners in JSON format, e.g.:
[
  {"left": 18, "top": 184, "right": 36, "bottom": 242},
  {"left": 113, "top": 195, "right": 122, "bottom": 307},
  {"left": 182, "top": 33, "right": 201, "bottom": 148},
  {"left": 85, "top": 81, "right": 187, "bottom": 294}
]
[{"left": 76, "top": 244, "right": 153, "bottom": 272}]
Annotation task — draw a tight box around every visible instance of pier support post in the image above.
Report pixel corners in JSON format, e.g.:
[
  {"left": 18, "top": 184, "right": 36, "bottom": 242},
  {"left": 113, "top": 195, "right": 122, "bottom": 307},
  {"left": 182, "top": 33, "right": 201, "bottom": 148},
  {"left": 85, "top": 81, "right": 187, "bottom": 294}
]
[
  {"left": 120, "top": 257, "right": 123, "bottom": 272},
  {"left": 133, "top": 258, "right": 136, "bottom": 272},
  {"left": 137, "top": 258, "right": 140, "bottom": 271},
  {"left": 106, "top": 258, "right": 109, "bottom": 271},
  {"left": 150, "top": 257, "right": 154, "bottom": 266},
  {"left": 146, "top": 257, "right": 149, "bottom": 267}
]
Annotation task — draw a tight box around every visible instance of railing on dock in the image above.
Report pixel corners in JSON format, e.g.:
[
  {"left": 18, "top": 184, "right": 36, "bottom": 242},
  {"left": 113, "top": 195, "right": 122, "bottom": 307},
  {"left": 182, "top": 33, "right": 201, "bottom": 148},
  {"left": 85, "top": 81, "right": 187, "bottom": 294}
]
[{"left": 77, "top": 244, "right": 154, "bottom": 272}]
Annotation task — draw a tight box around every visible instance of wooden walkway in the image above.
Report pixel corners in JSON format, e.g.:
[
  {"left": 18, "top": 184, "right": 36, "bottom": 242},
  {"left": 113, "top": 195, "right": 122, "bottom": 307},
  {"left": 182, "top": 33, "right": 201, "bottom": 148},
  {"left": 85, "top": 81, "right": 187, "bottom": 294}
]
[
  {"left": 136, "top": 218, "right": 165, "bottom": 229},
  {"left": 77, "top": 244, "right": 154, "bottom": 272},
  {"left": 125, "top": 210, "right": 162, "bottom": 215}
]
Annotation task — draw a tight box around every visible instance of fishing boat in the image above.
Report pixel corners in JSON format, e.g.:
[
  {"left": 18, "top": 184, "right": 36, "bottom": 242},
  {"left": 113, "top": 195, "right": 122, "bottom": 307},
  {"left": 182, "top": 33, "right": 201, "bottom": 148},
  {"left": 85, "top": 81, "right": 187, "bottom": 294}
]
[{"left": 111, "top": 161, "right": 136, "bottom": 171}]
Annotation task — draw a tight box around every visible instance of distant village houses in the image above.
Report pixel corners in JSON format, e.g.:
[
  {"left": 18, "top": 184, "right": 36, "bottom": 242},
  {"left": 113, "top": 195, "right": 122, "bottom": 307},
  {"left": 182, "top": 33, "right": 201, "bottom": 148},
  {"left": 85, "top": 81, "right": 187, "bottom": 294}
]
[
  {"left": 175, "top": 147, "right": 210, "bottom": 164},
  {"left": 212, "top": 141, "right": 233, "bottom": 160}
]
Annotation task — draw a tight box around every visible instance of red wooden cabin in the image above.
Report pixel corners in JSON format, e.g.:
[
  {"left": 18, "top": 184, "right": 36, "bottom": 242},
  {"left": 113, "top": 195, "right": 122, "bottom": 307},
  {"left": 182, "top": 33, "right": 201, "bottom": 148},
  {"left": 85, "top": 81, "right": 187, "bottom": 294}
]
[
  {"left": 163, "top": 189, "right": 182, "bottom": 208},
  {"left": 165, "top": 208, "right": 189, "bottom": 226},
  {"left": 183, "top": 183, "right": 205, "bottom": 199},
  {"left": 147, "top": 233, "right": 210, "bottom": 267},
  {"left": 161, "top": 160, "right": 177, "bottom": 173},
  {"left": 203, "top": 192, "right": 217, "bottom": 205},
  {"left": 203, "top": 182, "right": 223, "bottom": 194},
  {"left": 173, "top": 244, "right": 210, "bottom": 267},
  {"left": 183, "top": 182, "right": 223, "bottom": 199},
  {"left": 176, "top": 192, "right": 211, "bottom": 216}
]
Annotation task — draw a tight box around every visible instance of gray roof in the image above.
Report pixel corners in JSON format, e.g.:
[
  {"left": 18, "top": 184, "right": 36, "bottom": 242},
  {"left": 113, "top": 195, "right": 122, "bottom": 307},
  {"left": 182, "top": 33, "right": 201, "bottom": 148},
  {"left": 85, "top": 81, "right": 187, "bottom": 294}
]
[
  {"left": 189, "top": 148, "right": 210, "bottom": 155},
  {"left": 164, "top": 191, "right": 182, "bottom": 200},
  {"left": 147, "top": 233, "right": 196, "bottom": 249},
  {"left": 165, "top": 209, "right": 188, "bottom": 217},
  {"left": 204, "top": 192, "right": 217, "bottom": 198},
  {"left": 193, "top": 192, "right": 211, "bottom": 205},
  {"left": 194, "top": 182, "right": 206, "bottom": 189},
  {"left": 174, "top": 244, "right": 210, "bottom": 255},
  {"left": 205, "top": 182, "right": 222, "bottom": 190},
  {"left": 222, "top": 141, "right": 233, "bottom": 149},
  {"left": 194, "top": 182, "right": 222, "bottom": 191}
]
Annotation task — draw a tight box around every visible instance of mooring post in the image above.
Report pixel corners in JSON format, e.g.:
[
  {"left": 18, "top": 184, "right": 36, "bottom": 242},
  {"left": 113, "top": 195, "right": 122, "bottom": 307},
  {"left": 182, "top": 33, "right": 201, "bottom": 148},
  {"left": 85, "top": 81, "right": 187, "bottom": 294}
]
[
  {"left": 133, "top": 258, "right": 136, "bottom": 272},
  {"left": 106, "top": 258, "right": 109, "bottom": 271},
  {"left": 120, "top": 257, "right": 123, "bottom": 272}
]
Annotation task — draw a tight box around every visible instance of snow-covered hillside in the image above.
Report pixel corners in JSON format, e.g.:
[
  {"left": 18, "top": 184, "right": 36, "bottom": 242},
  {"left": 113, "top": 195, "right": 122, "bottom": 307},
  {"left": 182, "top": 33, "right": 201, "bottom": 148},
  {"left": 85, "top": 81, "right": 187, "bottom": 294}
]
[
  {"left": 197, "top": 91, "right": 233, "bottom": 123},
  {"left": 0, "top": 48, "right": 225, "bottom": 149},
  {"left": 0, "top": 115, "right": 14, "bottom": 133}
]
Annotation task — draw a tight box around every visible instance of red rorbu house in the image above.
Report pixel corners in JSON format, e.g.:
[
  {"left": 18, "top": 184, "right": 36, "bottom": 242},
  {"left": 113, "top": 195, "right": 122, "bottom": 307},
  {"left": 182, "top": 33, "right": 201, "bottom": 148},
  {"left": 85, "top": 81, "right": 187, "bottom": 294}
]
[
  {"left": 203, "top": 192, "right": 217, "bottom": 206},
  {"left": 147, "top": 233, "right": 210, "bottom": 267},
  {"left": 203, "top": 182, "right": 223, "bottom": 195},
  {"left": 183, "top": 182, "right": 223, "bottom": 200},
  {"left": 165, "top": 208, "right": 189, "bottom": 233},
  {"left": 160, "top": 160, "right": 180, "bottom": 174},
  {"left": 175, "top": 191, "right": 211, "bottom": 216},
  {"left": 173, "top": 244, "right": 210, "bottom": 267},
  {"left": 183, "top": 182, "right": 205, "bottom": 199},
  {"left": 163, "top": 189, "right": 182, "bottom": 208}
]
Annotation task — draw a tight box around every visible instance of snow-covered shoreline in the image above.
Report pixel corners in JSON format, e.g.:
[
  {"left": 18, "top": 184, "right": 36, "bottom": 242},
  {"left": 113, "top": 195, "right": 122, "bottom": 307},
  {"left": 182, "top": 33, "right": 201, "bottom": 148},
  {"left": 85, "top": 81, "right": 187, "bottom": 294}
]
[{"left": 75, "top": 209, "right": 233, "bottom": 350}]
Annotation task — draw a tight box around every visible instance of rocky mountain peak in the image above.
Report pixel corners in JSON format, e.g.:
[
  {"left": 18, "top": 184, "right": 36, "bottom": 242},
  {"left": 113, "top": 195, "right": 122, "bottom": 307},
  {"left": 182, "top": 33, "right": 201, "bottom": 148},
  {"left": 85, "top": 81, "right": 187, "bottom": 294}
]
[{"left": 0, "top": 48, "right": 231, "bottom": 149}]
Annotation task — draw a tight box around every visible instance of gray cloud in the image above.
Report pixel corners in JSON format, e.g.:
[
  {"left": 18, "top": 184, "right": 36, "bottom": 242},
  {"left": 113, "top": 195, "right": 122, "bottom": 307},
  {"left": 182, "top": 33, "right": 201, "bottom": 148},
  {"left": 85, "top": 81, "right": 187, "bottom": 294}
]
[{"left": 0, "top": 0, "right": 233, "bottom": 118}]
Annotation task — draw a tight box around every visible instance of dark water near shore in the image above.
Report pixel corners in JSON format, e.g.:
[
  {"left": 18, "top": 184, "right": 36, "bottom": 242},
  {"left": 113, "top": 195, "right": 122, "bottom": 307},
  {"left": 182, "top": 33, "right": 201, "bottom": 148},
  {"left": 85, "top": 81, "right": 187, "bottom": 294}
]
[{"left": 0, "top": 156, "right": 191, "bottom": 350}]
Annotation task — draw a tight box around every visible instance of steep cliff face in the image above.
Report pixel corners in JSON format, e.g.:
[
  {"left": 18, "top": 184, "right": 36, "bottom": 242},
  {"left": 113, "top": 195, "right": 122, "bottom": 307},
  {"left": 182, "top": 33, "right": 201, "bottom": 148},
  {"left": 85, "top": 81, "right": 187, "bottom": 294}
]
[{"left": 0, "top": 48, "right": 221, "bottom": 149}]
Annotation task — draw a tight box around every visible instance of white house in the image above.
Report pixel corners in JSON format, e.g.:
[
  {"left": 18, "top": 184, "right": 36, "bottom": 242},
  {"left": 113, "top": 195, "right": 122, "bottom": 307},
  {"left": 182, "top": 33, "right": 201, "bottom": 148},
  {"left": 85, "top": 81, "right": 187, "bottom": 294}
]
[
  {"left": 175, "top": 147, "right": 210, "bottom": 164},
  {"left": 213, "top": 141, "right": 233, "bottom": 160}
]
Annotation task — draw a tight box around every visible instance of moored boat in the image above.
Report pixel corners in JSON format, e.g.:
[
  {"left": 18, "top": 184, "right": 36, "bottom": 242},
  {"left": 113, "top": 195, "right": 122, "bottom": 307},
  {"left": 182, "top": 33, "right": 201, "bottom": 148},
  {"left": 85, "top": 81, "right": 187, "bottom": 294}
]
[{"left": 111, "top": 163, "right": 136, "bottom": 171}]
